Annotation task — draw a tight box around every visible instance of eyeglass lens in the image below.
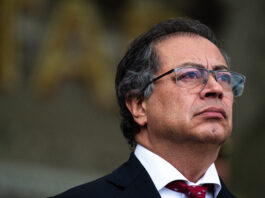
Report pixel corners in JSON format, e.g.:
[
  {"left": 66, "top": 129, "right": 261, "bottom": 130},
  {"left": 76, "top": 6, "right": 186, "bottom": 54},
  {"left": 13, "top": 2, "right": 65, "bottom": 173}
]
[{"left": 174, "top": 67, "right": 245, "bottom": 97}]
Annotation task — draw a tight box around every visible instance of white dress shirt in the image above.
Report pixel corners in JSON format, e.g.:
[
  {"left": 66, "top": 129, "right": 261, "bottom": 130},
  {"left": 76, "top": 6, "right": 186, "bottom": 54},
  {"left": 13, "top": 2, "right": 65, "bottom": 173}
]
[{"left": 134, "top": 144, "right": 221, "bottom": 198}]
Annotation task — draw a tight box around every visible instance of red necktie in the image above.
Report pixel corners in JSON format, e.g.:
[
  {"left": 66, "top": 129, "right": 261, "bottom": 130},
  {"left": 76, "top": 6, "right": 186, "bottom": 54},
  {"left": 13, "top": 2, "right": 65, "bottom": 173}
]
[{"left": 166, "top": 180, "right": 213, "bottom": 198}]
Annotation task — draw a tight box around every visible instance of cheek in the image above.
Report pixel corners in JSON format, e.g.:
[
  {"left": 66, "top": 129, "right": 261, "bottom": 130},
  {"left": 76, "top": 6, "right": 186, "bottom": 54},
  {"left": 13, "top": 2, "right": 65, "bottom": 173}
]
[
  {"left": 167, "top": 92, "right": 195, "bottom": 121},
  {"left": 224, "top": 98, "right": 233, "bottom": 123},
  {"left": 228, "top": 106, "right": 233, "bottom": 127},
  {"left": 147, "top": 87, "right": 195, "bottom": 124}
]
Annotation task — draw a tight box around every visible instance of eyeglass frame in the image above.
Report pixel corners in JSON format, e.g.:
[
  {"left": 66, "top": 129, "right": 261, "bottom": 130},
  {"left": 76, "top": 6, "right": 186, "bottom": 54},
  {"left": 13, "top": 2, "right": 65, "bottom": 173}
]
[{"left": 142, "top": 65, "right": 246, "bottom": 97}]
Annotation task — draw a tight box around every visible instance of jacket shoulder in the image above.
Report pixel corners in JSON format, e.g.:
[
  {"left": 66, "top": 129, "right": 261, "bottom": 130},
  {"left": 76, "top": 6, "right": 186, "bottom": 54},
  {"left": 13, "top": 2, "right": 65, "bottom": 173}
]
[
  {"left": 48, "top": 173, "right": 121, "bottom": 198},
  {"left": 48, "top": 153, "right": 148, "bottom": 198}
]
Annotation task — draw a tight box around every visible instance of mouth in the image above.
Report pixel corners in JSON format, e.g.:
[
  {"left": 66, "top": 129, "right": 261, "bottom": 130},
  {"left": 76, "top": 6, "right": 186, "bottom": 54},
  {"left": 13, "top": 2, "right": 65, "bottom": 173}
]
[{"left": 195, "top": 107, "right": 227, "bottom": 119}]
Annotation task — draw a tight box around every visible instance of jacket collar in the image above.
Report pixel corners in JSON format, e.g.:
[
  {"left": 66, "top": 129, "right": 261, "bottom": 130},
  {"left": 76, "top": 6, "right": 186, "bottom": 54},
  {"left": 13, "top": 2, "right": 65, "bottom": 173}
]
[
  {"left": 217, "top": 179, "right": 236, "bottom": 198},
  {"left": 107, "top": 153, "right": 161, "bottom": 198},
  {"left": 106, "top": 153, "right": 235, "bottom": 198}
]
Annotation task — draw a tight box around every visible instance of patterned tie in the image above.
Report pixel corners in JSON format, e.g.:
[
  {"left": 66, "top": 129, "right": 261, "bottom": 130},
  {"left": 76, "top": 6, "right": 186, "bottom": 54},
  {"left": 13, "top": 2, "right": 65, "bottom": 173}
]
[{"left": 166, "top": 180, "right": 213, "bottom": 198}]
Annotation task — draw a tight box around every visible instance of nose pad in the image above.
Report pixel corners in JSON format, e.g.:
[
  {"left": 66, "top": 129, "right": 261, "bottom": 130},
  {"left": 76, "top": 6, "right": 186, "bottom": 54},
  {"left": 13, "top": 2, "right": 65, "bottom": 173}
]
[{"left": 203, "top": 78, "right": 208, "bottom": 85}]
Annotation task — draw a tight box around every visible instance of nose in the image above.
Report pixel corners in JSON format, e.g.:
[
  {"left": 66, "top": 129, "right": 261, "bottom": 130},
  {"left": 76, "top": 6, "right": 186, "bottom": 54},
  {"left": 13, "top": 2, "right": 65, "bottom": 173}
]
[{"left": 199, "top": 73, "right": 224, "bottom": 99}]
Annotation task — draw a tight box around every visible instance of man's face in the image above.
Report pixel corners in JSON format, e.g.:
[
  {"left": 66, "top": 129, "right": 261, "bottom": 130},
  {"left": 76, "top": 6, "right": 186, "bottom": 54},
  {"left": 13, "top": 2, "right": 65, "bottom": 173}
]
[{"left": 143, "top": 35, "right": 233, "bottom": 146}]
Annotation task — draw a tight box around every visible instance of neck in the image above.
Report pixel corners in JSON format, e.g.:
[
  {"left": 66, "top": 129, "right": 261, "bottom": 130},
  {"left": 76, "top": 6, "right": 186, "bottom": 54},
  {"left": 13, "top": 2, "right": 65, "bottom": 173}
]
[
  {"left": 158, "top": 142, "right": 220, "bottom": 182},
  {"left": 137, "top": 134, "right": 220, "bottom": 182}
]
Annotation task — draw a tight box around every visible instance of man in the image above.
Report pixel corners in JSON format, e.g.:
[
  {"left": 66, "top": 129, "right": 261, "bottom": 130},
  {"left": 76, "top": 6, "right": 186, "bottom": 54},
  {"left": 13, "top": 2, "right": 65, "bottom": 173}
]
[{"left": 50, "top": 18, "right": 245, "bottom": 198}]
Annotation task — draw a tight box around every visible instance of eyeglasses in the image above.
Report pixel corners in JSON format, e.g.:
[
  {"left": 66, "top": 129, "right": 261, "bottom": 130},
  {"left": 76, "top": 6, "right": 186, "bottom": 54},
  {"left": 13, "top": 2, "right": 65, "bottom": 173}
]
[{"left": 144, "top": 66, "right": 246, "bottom": 97}]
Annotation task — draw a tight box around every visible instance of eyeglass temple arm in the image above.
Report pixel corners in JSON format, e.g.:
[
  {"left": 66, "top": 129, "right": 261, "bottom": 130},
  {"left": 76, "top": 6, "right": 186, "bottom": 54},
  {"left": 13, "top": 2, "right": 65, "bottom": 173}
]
[{"left": 142, "top": 69, "right": 175, "bottom": 91}]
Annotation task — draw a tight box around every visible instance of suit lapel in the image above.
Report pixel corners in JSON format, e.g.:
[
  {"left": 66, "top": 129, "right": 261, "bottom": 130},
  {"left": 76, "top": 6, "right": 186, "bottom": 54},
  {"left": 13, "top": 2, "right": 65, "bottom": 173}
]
[
  {"left": 107, "top": 153, "right": 161, "bottom": 198},
  {"left": 106, "top": 153, "right": 235, "bottom": 198},
  {"left": 118, "top": 168, "right": 161, "bottom": 198},
  {"left": 217, "top": 179, "right": 236, "bottom": 198}
]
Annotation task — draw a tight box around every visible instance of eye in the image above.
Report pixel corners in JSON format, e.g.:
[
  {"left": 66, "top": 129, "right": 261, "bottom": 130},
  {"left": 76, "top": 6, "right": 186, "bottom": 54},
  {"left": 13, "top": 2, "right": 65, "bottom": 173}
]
[
  {"left": 217, "top": 72, "right": 231, "bottom": 84},
  {"left": 177, "top": 70, "right": 201, "bottom": 81}
]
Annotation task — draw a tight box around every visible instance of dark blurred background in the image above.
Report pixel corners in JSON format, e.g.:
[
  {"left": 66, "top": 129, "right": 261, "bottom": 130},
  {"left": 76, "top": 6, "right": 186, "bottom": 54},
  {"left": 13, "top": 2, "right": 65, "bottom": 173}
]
[{"left": 0, "top": 0, "right": 264, "bottom": 197}]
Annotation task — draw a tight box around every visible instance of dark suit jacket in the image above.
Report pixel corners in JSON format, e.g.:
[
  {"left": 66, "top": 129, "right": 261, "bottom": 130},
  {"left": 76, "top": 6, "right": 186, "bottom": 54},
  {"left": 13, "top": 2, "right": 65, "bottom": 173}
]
[{"left": 49, "top": 153, "right": 236, "bottom": 198}]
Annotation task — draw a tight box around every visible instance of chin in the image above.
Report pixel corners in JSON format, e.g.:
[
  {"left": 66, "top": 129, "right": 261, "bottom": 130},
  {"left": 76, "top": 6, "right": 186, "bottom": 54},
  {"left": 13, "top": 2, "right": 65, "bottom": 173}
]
[
  {"left": 191, "top": 122, "right": 231, "bottom": 144},
  {"left": 199, "top": 127, "right": 231, "bottom": 145},
  {"left": 204, "top": 134, "right": 228, "bottom": 145}
]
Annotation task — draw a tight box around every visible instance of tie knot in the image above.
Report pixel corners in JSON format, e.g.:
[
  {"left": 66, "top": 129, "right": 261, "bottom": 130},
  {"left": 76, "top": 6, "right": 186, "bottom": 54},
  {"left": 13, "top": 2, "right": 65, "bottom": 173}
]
[{"left": 166, "top": 180, "right": 213, "bottom": 198}]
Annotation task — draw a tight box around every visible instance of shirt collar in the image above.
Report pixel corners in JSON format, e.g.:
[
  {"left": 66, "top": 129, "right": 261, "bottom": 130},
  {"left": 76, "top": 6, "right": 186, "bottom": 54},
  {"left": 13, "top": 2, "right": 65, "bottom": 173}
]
[{"left": 134, "top": 144, "right": 221, "bottom": 197}]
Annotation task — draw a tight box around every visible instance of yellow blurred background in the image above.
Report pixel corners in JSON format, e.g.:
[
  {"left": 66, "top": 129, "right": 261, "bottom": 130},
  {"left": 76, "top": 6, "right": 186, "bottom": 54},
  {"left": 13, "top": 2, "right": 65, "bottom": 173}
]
[{"left": 0, "top": 0, "right": 264, "bottom": 197}]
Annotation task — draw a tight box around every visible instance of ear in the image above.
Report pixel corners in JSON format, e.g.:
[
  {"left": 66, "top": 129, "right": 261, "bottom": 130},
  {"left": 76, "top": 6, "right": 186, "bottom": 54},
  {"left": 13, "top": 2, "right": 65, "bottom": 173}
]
[{"left": 125, "top": 94, "right": 147, "bottom": 127}]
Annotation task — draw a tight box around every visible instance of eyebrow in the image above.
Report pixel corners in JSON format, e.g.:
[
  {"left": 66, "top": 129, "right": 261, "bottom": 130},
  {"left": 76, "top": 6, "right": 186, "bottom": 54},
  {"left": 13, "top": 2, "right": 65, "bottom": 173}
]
[{"left": 178, "top": 62, "right": 229, "bottom": 71}]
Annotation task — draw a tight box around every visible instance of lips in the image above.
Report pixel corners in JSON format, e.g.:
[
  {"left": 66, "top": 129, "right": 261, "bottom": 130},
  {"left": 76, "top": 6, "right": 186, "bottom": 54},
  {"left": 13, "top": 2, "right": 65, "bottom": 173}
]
[{"left": 195, "top": 107, "right": 227, "bottom": 119}]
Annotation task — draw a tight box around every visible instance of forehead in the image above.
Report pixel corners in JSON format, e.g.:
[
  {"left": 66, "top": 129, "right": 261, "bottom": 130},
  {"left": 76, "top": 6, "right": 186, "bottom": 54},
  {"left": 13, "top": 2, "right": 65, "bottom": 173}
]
[{"left": 154, "top": 35, "right": 227, "bottom": 72}]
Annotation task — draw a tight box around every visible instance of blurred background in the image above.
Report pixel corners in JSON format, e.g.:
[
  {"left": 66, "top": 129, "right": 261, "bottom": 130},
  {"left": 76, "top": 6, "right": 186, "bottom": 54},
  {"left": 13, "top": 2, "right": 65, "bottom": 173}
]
[{"left": 0, "top": 0, "right": 264, "bottom": 197}]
